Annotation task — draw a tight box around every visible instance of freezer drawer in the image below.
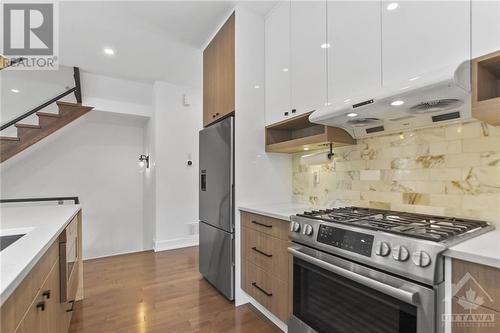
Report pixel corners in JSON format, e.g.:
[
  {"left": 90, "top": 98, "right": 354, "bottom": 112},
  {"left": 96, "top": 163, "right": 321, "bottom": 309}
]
[{"left": 199, "top": 221, "right": 234, "bottom": 300}]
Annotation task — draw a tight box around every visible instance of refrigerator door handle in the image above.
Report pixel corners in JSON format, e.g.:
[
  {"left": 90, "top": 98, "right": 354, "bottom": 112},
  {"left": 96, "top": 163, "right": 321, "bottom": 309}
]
[{"left": 201, "top": 170, "right": 207, "bottom": 191}]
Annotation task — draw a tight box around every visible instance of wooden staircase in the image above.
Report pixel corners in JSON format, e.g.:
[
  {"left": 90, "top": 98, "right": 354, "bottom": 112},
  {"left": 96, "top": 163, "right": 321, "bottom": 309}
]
[{"left": 0, "top": 101, "right": 93, "bottom": 162}]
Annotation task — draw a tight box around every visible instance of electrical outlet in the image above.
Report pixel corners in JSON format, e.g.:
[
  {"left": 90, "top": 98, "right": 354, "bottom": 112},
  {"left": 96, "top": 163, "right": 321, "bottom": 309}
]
[{"left": 313, "top": 171, "right": 320, "bottom": 186}]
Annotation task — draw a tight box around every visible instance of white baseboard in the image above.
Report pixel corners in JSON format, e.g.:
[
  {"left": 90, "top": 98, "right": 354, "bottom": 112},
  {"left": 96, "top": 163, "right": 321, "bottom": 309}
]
[{"left": 154, "top": 235, "right": 199, "bottom": 252}]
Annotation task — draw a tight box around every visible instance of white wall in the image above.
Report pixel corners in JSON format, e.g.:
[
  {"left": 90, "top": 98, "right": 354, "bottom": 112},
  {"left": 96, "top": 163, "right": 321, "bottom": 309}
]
[
  {"left": 152, "top": 81, "right": 202, "bottom": 250},
  {"left": 0, "top": 112, "right": 149, "bottom": 259},
  {"left": 234, "top": 5, "right": 292, "bottom": 330},
  {"left": 81, "top": 72, "right": 153, "bottom": 117},
  {"left": 471, "top": 0, "right": 500, "bottom": 58}
]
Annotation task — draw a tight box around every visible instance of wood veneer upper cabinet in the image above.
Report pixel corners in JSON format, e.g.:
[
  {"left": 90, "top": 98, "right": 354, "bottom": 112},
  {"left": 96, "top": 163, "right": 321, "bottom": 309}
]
[{"left": 203, "top": 12, "right": 235, "bottom": 127}]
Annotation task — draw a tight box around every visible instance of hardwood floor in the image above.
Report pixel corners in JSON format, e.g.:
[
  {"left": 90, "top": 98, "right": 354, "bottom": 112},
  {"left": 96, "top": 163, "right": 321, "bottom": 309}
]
[{"left": 69, "top": 247, "right": 282, "bottom": 333}]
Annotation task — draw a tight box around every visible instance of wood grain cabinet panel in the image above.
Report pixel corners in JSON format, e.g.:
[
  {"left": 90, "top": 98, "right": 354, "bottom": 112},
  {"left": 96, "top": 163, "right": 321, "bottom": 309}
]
[
  {"left": 241, "top": 211, "right": 292, "bottom": 324},
  {"left": 452, "top": 299, "right": 500, "bottom": 333},
  {"left": 452, "top": 259, "right": 500, "bottom": 312},
  {"left": 241, "top": 212, "right": 289, "bottom": 240},
  {"left": 242, "top": 260, "right": 290, "bottom": 323},
  {"left": 203, "top": 12, "right": 235, "bottom": 127},
  {"left": 242, "top": 227, "right": 290, "bottom": 282},
  {"left": 0, "top": 241, "right": 59, "bottom": 333},
  {"left": 15, "top": 260, "right": 60, "bottom": 333}
]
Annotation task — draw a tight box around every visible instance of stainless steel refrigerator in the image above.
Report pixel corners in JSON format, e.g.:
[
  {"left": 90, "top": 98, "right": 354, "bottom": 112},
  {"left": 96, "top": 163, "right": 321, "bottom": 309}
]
[{"left": 199, "top": 116, "right": 234, "bottom": 300}]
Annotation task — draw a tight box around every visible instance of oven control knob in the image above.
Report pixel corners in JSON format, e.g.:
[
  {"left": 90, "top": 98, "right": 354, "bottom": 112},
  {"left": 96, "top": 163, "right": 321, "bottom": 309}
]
[
  {"left": 290, "top": 221, "right": 301, "bottom": 233},
  {"left": 302, "top": 224, "right": 314, "bottom": 236},
  {"left": 375, "top": 241, "right": 391, "bottom": 257},
  {"left": 392, "top": 245, "right": 409, "bottom": 261},
  {"left": 412, "top": 251, "right": 432, "bottom": 267}
]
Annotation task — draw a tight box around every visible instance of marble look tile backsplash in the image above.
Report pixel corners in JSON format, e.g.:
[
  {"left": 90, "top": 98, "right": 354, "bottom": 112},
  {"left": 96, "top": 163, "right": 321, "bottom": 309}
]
[{"left": 292, "top": 121, "right": 500, "bottom": 225}]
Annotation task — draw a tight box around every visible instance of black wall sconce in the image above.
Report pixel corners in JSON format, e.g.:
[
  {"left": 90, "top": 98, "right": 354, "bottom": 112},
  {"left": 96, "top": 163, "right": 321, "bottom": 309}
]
[{"left": 139, "top": 154, "right": 150, "bottom": 168}]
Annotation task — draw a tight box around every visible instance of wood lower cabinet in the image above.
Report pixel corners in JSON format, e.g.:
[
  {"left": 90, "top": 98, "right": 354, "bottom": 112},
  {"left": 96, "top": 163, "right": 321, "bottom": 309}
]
[
  {"left": 451, "top": 259, "right": 500, "bottom": 333},
  {"left": 241, "top": 211, "right": 292, "bottom": 323},
  {"left": 0, "top": 210, "right": 83, "bottom": 333},
  {"left": 203, "top": 12, "right": 235, "bottom": 127}
]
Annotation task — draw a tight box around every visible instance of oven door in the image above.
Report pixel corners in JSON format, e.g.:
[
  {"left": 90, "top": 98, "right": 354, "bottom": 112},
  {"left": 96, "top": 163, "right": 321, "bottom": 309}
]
[{"left": 288, "top": 244, "right": 437, "bottom": 333}]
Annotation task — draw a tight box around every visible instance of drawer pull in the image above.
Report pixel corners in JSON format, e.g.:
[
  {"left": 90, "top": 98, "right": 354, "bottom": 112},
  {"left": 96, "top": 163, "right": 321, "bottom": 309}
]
[
  {"left": 251, "top": 220, "right": 272, "bottom": 228},
  {"left": 252, "top": 247, "right": 272, "bottom": 258},
  {"left": 66, "top": 300, "right": 76, "bottom": 313},
  {"left": 252, "top": 282, "right": 273, "bottom": 297},
  {"left": 36, "top": 301, "right": 45, "bottom": 311},
  {"left": 42, "top": 290, "right": 51, "bottom": 299}
]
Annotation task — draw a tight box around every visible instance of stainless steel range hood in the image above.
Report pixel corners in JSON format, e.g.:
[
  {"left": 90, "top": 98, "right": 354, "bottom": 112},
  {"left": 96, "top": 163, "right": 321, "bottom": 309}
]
[{"left": 309, "top": 61, "right": 471, "bottom": 138}]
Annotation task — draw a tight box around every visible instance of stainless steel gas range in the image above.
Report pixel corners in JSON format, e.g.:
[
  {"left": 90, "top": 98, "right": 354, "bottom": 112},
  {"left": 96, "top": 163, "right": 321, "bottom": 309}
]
[{"left": 288, "top": 207, "right": 494, "bottom": 333}]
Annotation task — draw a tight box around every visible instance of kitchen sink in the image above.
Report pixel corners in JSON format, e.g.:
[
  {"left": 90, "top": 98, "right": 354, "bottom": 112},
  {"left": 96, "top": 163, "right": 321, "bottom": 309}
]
[{"left": 0, "top": 234, "right": 25, "bottom": 251}]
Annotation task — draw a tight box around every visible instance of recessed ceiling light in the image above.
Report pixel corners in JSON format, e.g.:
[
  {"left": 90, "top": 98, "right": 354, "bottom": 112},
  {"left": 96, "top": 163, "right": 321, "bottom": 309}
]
[
  {"left": 409, "top": 76, "right": 421, "bottom": 81},
  {"left": 254, "top": 85, "right": 260, "bottom": 89},
  {"left": 391, "top": 100, "right": 405, "bottom": 106},
  {"left": 320, "top": 43, "right": 331, "bottom": 49},
  {"left": 282, "top": 67, "right": 289, "bottom": 72},
  {"left": 387, "top": 2, "right": 399, "bottom": 11},
  {"left": 11, "top": 88, "right": 20, "bottom": 93},
  {"left": 103, "top": 48, "right": 115, "bottom": 55},
  {"left": 347, "top": 113, "right": 358, "bottom": 117}
]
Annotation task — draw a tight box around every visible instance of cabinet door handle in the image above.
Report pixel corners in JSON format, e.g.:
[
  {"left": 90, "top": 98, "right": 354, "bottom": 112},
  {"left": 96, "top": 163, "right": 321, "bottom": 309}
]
[
  {"left": 284, "top": 111, "right": 289, "bottom": 116},
  {"left": 251, "top": 247, "right": 272, "bottom": 257},
  {"left": 252, "top": 282, "right": 273, "bottom": 297},
  {"left": 66, "top": 300, "right": 76, "bottom": 313},
  {"left": 36, "top": 301, "right": 46, "bottom": 311},
  {"left": 42, "top": 290, "right": 51, "bottom": 299},
  {"left": 291, "top": 109, "right": 296, "bottom": 114},
  {"left": 251, "top": 220, "right": 272, "bottom": 228},
  {"left": 212, "top": 114, "right": 216, "bottom": 118}
]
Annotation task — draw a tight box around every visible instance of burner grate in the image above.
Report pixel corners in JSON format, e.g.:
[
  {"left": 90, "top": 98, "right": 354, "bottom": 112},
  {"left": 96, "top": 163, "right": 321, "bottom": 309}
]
[{"left": 297, "top": 207, "right": 489, "bottom": 242}]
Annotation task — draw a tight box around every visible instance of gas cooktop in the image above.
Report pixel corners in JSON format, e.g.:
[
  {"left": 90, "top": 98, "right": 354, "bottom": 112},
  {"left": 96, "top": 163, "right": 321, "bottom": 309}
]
[{"left": 297, "top": 206, "right": 489, "bottom": 243}]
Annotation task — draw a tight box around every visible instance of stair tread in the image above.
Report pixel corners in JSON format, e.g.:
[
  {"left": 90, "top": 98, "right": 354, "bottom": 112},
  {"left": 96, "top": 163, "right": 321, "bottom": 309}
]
[
  {"left": 0, "top": 136, "right": 20, "bottom": 141},
  {"left": 36, "top": 111, "right": 61, "bottom": 118},
  {"left": 15, "top": 123, "right": 41, "bottom": 129},
  {"left": 56, "top": 101, "right": 82, "bottom": 107}
]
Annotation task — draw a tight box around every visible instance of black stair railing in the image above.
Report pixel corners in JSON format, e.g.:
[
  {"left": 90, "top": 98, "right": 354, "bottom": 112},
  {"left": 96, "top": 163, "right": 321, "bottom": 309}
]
[
  {"left": 0, "top": 67, "right": 82, "bottom": 132},
  {"left": 0, "top": 197, "right": 80, "bottom": 204}
]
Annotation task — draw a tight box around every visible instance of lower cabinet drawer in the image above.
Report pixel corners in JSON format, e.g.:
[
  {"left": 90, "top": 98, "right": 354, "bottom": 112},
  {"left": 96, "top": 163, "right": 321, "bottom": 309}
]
[
  {"left": 0, "top": 241, "right": 59, "bottom": 333},
  {"left": 242, "top": 226, "right": 290, "bottom": 282},
  {"left": 242, "top": 260, "right": 290, "bottom": 323},
  {"left": 15, "top": 260, "right": 60, "bottom": 333}
]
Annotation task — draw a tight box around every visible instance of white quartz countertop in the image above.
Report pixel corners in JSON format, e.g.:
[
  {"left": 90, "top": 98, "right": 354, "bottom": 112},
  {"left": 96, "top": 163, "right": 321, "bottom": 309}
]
[
  {"left": 238, "top": 202, "right": 311, "bottom": 221},
  {"left": 0, "top": 204, "right": 81, "bottom": 306},
  {"left": 444, "top": 227, "right": 500, "bottom": 269}
]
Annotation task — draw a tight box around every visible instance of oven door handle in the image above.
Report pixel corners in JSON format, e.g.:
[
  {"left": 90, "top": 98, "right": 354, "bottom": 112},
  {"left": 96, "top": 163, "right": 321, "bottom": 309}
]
[{"left": 289, "top": 247, "right": 419, "bottom": 305}]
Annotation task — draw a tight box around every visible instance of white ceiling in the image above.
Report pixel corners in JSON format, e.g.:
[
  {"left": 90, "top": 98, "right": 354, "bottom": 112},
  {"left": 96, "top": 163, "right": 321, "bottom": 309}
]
[{"left": 59, "top": 1, "right": 277, "bottom": 86}]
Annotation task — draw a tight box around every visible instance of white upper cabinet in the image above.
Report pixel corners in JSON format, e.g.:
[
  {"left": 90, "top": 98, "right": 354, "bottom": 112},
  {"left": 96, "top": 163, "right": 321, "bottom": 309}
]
[
  {"left": 290, "top": 0, "right": 327, "bottom": 116},
  {"left": 327, "top": 1, "right": 382, "bottom": 103},
  {"left": 265, "top": 1, "right": 291, "bottom": 126},
  {"left": 471, "top": 0, "right": 500, "bottom": 58},
  {"left": 381, "top": 1, "right": 470, "bottom": 85}
]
